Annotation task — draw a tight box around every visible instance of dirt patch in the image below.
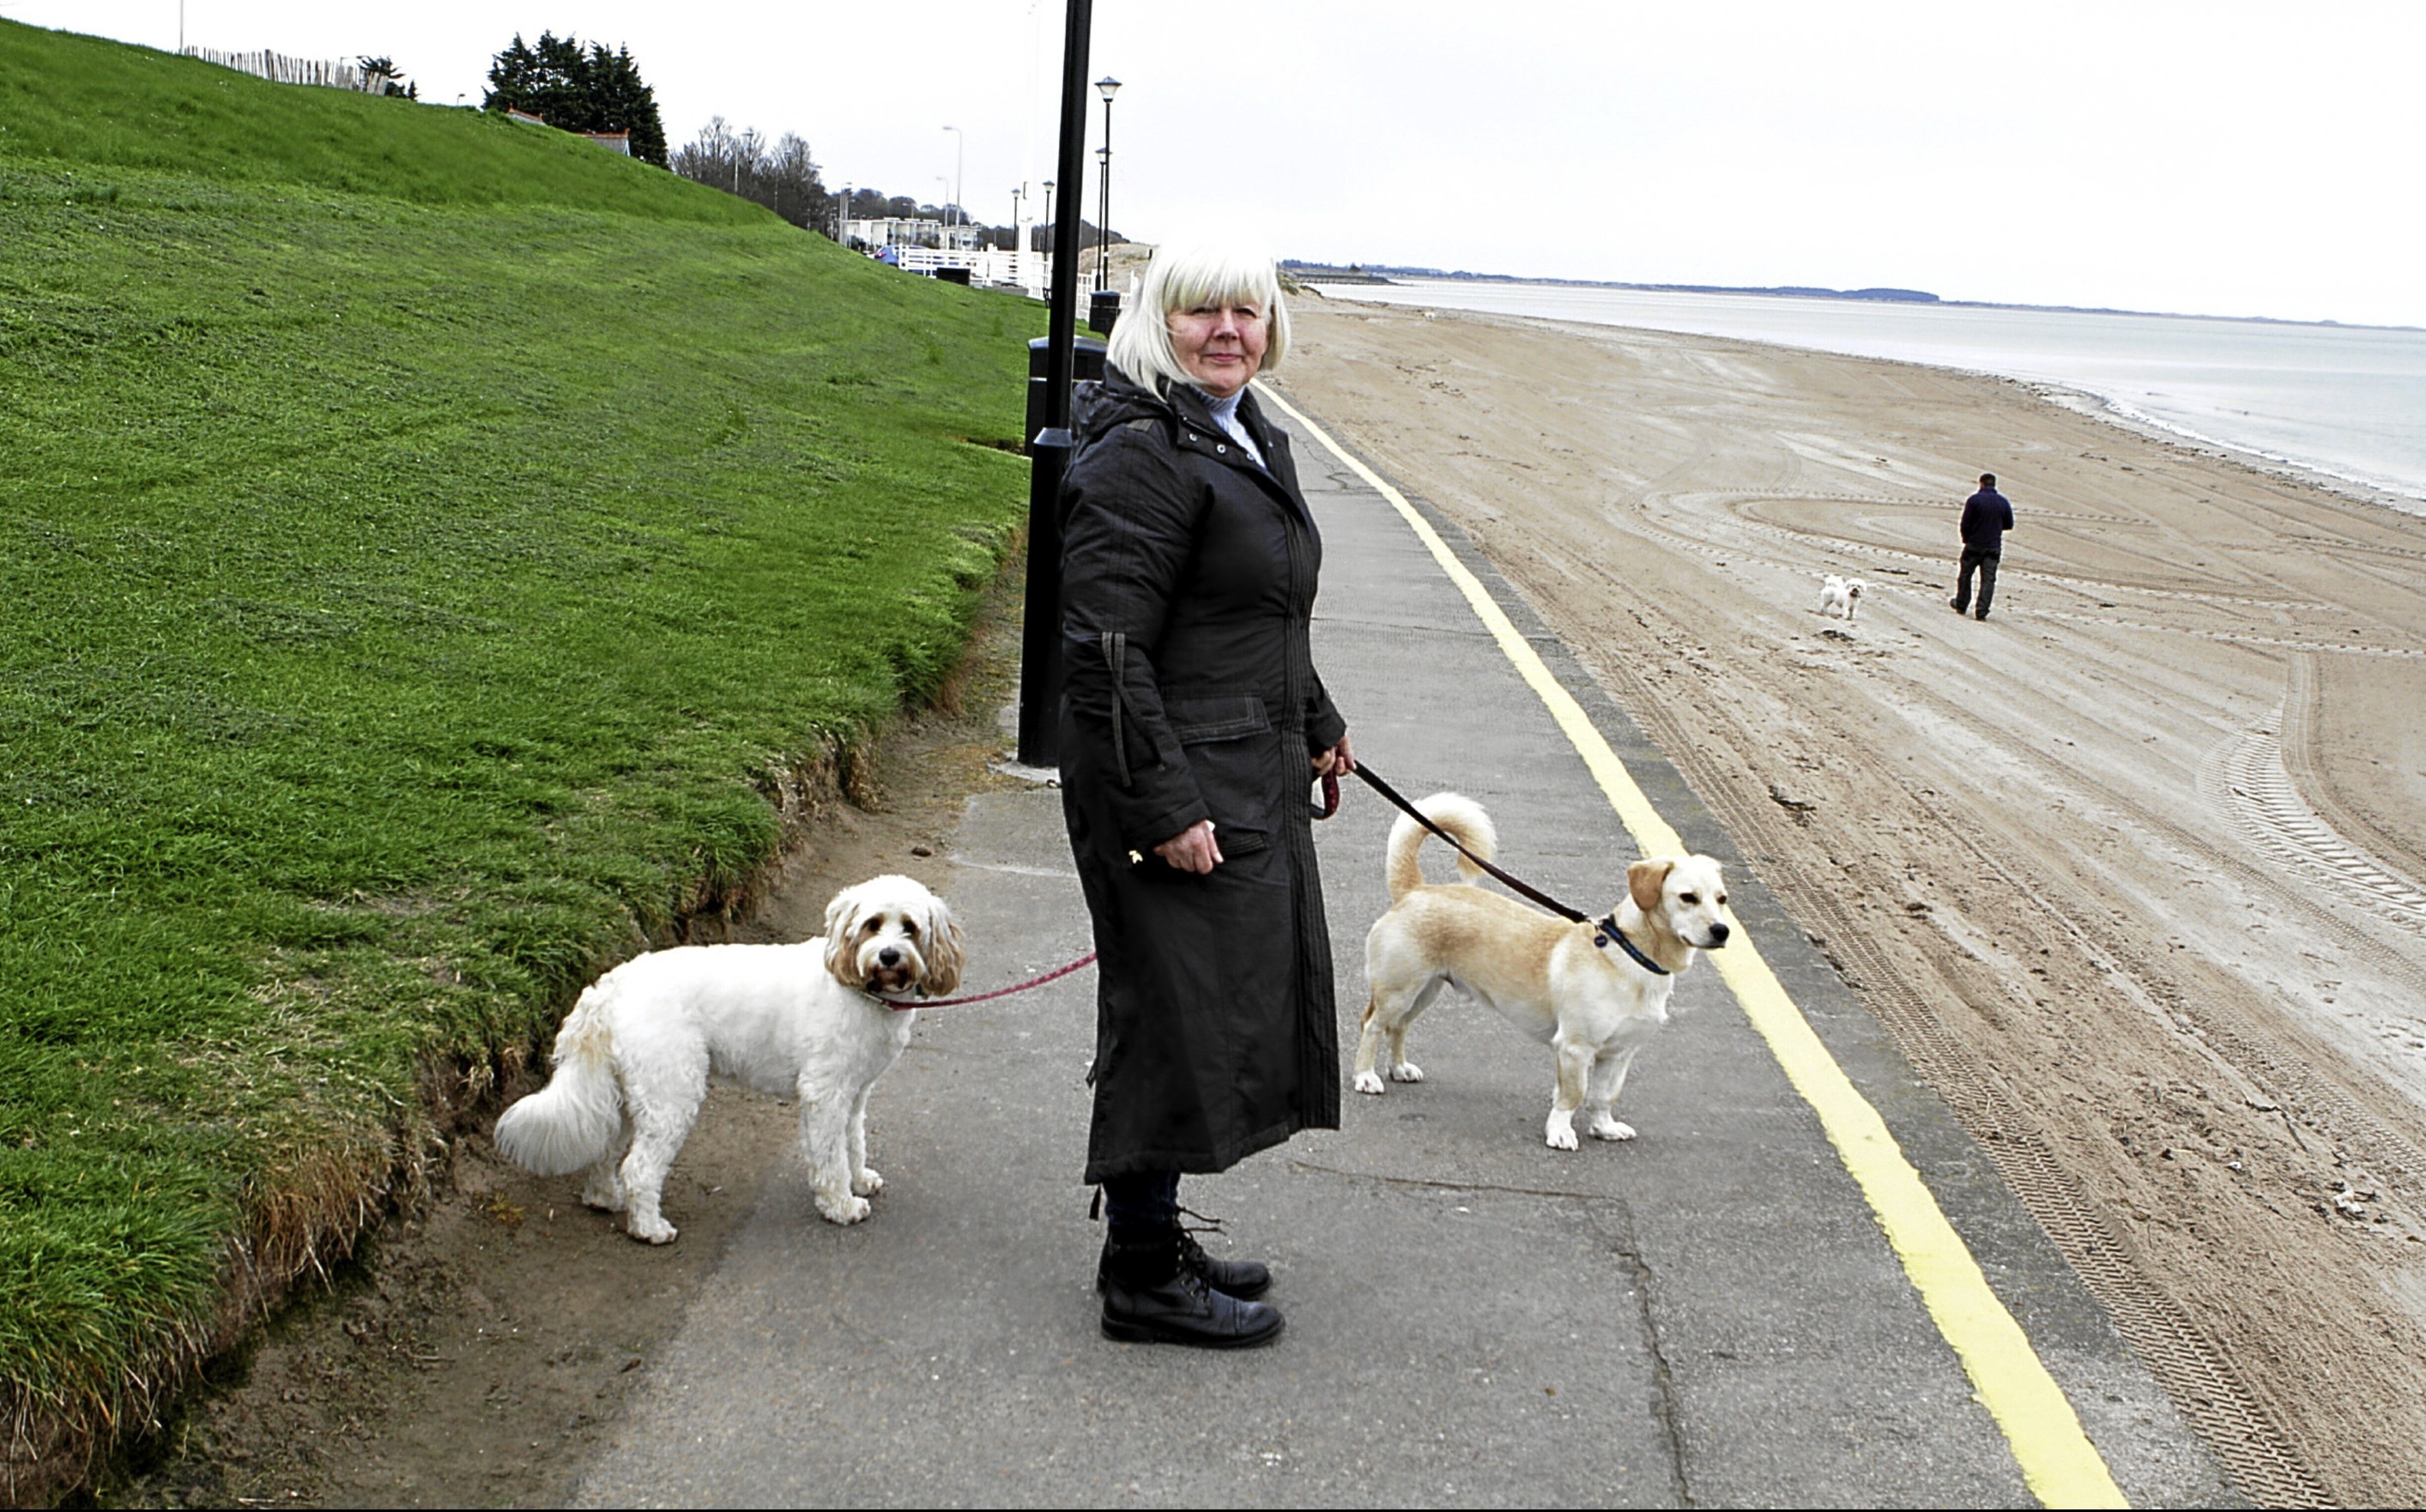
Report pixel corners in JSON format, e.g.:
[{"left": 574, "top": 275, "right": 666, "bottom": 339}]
[
  {"left": 96, "top": 567, "right": 1029, "bottom": 1509},
  {"left": 1277, "top": 302, "right": 2426, "bottom": 1507}
]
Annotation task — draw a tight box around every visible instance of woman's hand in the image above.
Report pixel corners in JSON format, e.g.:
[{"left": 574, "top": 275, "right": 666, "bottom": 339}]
[
  {"left": 1153, "top": 819, "right": 1224, "bottom": 874},
  {"left": 1311, "top": 732, "right": 1356, "bottom": 778}
]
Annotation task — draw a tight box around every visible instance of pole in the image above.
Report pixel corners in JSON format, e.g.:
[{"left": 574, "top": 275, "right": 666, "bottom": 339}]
[
  {"left": 1019, "top": 0, "right": 1095, "bottom": 768},
  {"left": 1095, "top": 94, "right": 1113, "bottom": 292},
  {"left": 942, "top": 125, "right": 964, "bottom": 248}
]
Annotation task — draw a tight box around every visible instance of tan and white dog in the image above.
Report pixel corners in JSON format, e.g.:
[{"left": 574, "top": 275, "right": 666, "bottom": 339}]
[
  {"left": 493, "top": 875, "right": 962, "bottom": 1242},
  {"left": 1356, "top": 795, "right": 1727, "bottom": 1149}
]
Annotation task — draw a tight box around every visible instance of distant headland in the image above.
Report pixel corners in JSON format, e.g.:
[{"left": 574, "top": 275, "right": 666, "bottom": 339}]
[{"left": 1281, "top": 261, "right": 1939, "bottom": 305}]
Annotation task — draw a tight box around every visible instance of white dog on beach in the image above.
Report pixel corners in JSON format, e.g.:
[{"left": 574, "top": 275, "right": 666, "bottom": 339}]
[
  {"left": 493, "top": 874, "right": 962, "bottom": 1242},
  {"left": 1356, "top": 795, "right": 1727, "bottom": 1150},
  {"left": 1817, "top": 574, "right": 1867, "bottom": 621}
]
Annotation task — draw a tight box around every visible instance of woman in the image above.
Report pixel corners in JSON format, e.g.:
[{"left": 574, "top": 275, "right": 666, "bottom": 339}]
[{"left": 1056, "top": 245, "right": 1353, "bottom": 1348}]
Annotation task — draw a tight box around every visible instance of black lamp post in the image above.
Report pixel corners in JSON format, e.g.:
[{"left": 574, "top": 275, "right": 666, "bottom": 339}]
[
  {"left": 1093, "top": 76, "right": 1121, "bottom": 292},
  {"left": 1018, "top": 1, "right": 1102, "bottom": 767}
]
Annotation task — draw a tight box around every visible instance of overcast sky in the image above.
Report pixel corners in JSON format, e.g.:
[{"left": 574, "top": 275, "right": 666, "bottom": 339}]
[{"left": 8, "top": 2, "right": 2423, "bottom": 327}]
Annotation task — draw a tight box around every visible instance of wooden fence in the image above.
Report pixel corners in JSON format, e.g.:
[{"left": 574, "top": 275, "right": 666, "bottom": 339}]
[{"left": 181, "top": 46, "right": 398, "bottom": 95}]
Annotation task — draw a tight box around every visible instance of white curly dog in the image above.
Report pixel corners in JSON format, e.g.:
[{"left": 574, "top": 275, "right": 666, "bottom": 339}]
[
  {"left": 1817, "top": 574, "right": 1867, "bottom": 621},
  {"left": 493, "top": 874, "right": 962, "bottom": 1242}
]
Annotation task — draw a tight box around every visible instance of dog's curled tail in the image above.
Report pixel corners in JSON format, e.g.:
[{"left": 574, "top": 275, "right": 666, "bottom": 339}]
[
  {"left": 493, "top": 988, "right": 621, "bottom": 1176},
  {"left": 1387, "top": 792, "right": 1496, "bottom": 902}
]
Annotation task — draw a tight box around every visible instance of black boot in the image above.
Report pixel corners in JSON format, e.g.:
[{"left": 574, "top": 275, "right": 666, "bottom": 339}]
[
  {"left": 1095, "top": 1228, "right": 1273, "bottom": 1300},
  {"left": 1099, "top": 1231, "right": 1284, "bottom": 1348}
]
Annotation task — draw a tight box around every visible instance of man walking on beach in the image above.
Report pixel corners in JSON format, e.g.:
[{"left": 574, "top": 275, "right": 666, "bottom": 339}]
[{"left": 1951, "top": 472, "right": 2013, "bottom": 620}]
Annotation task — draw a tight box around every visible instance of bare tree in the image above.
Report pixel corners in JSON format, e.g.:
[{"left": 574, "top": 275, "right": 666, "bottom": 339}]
[
  {"left": 760, "top": 135, "right": 822, "bottom": 229},
  {"left": 672, "top": 118, "right": 831, "bottom": 234}
]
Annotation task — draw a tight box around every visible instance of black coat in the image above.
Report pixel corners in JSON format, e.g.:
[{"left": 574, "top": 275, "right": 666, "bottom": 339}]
[
  {"left": 1960, "top": 487, "right": 2014, "bottom": 549},
  {"left": 1056, "top": 366, "right": 1346, "bottom": 1184}
]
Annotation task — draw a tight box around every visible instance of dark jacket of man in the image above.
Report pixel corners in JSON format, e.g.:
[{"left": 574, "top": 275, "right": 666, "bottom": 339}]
[
  {"left": 1056, "top": 365, "right": 1346, "bottom": 1185},
  {"left": 1960, "top": 487, "right": 2014, "bottom": 550}
]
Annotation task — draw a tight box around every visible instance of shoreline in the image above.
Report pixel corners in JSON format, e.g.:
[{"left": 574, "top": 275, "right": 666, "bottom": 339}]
[
  {"left": 1308, "top": 282, "right": 2426, "bottom": 512},
  {"left": 2021, "top": 379, "right": 2426, "bottom": 517},
  {"left": 1302, "top": 273, "right": 2426, "bottom": 336}
]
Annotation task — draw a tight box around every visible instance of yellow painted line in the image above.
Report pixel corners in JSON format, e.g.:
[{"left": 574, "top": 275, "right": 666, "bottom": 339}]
[{"left": 1264, "top": 386, "right": 2127, "bottom": 1509}]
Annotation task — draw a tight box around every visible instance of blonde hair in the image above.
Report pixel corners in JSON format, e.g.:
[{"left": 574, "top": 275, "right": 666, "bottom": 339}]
[{"left": 1105, "top": 244, "right": 1292, "bottom": 396}]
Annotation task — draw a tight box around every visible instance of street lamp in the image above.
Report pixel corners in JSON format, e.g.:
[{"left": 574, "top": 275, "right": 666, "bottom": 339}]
[
  {"left": 1042, "top": 179, "right": 1055, "bottom": 253},
  {"left": 1093, "top": 76, "right": 1120, "bottom": 292},
  {"left": 941, "top": 124, "right": 965, "bottom": 249},
  {"left": 1021, "top": 0, "right": 1099, "bottom": 767}
]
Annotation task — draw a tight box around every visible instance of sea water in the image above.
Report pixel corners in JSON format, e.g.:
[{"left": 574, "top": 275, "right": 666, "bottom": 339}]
[{"left": 1314, "top": 280, "right": 2426, "bottom": 509}]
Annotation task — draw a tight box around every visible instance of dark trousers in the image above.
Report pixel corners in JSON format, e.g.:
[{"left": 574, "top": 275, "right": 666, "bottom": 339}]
[
  {"left": 1102, "top": 1170, "right": 1179, "bottom": 1236},
  {"left": 1954, "top": 547, "right": 2001, "bottom": 617}
]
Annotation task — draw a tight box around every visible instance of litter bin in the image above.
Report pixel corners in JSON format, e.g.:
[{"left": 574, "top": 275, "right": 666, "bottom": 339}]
[
  {"left": 1088, "top": 288, "right": 1122, "bottom": 334},
  {"left": 1025, "top": 335, "right": 1107, "bottom": 457}
]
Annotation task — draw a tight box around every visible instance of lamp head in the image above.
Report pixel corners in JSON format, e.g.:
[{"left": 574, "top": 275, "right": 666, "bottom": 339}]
[{"left": 1096, "top": 76, "right": 1122, "bottom": 102}]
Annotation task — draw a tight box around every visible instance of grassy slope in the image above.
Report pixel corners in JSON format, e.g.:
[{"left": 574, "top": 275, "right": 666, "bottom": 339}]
[{"left": 0, "top": 21, "right": 1042, "bottom": 1479}]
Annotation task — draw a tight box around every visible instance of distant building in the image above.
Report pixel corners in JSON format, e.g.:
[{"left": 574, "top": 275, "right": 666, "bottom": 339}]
[
  {"left": 844, "top": 217, "right": 995, "bottom": 252},
  {"left": 849, "top": 216, "right": 947, "bottom": 250},
  {"left": 501, "top": 110, "right": 629, "bottom": 154}
]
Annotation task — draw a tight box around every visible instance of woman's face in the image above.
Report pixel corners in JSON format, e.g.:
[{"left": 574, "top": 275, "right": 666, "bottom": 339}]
[{"left": 1166, "top": 296, "right": 1270, "bottom": 400}]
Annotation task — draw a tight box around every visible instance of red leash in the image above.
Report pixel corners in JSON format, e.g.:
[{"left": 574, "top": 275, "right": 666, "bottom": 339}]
[{"left": 881, "top": 951, "right": 1098, "bottom": 1011}]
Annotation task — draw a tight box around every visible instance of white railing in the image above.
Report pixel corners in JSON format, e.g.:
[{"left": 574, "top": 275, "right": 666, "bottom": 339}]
[
  {"left": 182, "top": 46, "right": 398, "bottom": 94},
  {"left": 892, "top": 245, "right": 1048, "bottom": 293}
]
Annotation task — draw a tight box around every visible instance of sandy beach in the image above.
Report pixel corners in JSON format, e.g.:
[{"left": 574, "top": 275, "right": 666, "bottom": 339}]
[{"left": 1278, "top": 299, "right": 2426, "bottom": 1504}]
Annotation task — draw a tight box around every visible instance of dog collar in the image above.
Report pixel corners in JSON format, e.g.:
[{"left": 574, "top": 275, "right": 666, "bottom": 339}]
[{"left": 1593, "top": 914, "right": 1669, "bottom": 976}]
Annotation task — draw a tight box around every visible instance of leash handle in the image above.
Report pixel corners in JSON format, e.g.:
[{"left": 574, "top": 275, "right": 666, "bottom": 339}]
[{"left": 1348, "top": 764, "right": 1591, "bottom": 925}]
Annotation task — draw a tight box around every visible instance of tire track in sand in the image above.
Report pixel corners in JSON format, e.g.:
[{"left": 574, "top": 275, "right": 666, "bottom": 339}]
[{"left": 1570, "top": 590, "right": 2332, "bottom": 1509}]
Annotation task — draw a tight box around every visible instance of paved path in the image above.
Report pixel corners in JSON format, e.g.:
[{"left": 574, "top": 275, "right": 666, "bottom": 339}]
[{"left": 566, "top": 403, "right": 2235, "bottom": 1507}]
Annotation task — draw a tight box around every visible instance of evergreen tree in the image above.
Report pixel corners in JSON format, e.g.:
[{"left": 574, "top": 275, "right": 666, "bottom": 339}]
[
  {"left": 593, "top": 45, "right": 668, "bottom": 166},
  {"left": 482, "top": 32, "right": 668, "bottom": 166}
]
